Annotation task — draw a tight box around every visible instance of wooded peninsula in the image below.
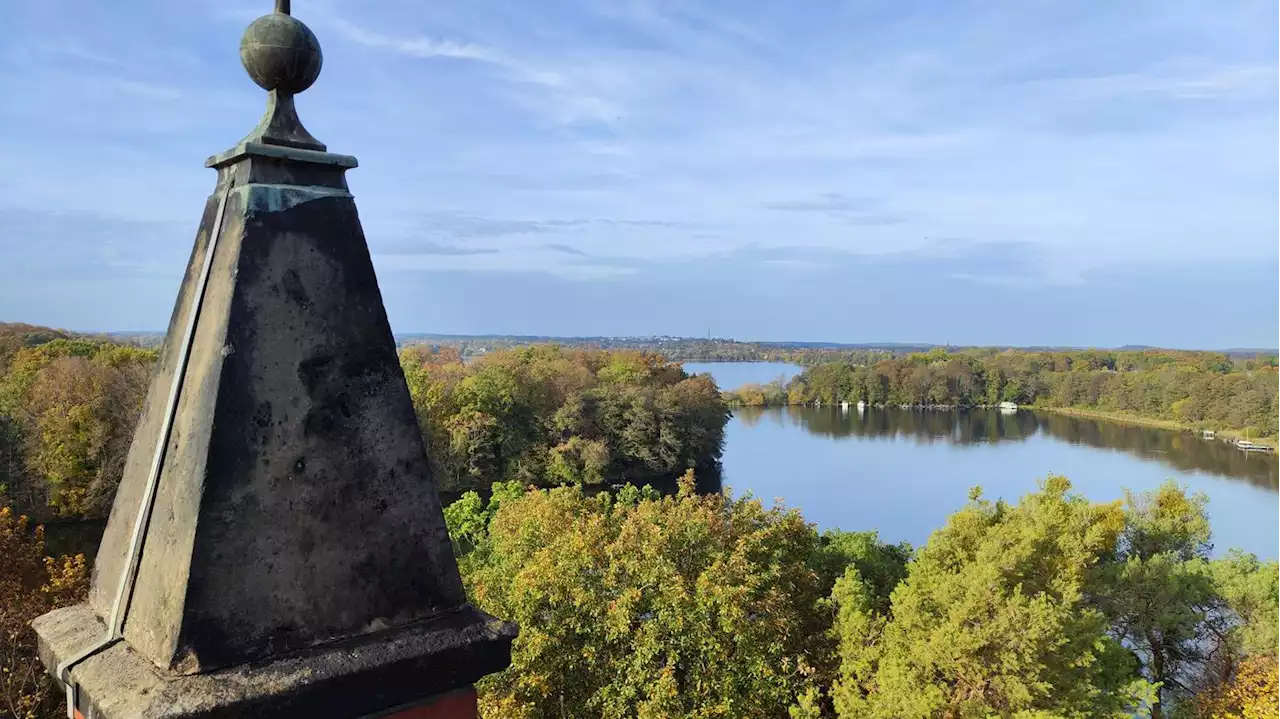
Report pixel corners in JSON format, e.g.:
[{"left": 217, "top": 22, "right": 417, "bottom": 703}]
[
  {"left": 724, "top": 347, "right": 1279, "bottom": 444},
  {"left": 0, "top": 323, "right": 731, "bottom": 520}
]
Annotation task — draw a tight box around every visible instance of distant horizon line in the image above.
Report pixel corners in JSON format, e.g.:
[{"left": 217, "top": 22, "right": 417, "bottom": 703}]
[{"left": 76, "top": 328, "right": 1277, "bottom": 355}]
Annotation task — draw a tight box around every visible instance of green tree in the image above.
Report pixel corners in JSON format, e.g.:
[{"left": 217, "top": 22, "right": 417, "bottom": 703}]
[
  {"left": 399, "top": 346, "right": 729, "bottom": 492},
  {"left": 831, "top": 477, "right": 1152, "bottom": 718},
  {"left": 458, "top": 473, "right": 833, "bottom": 719},
  {"left": 1207, "top": 550, "right": 1279, "bottom": 660},
  {"left": 547, "top": 435, "right": 610, "bottom": 485},
  {"left": 813, "top": 530, "right": 911, "bottom": 614},
  {"left": 1095, "top": 482, "right": 1219, "bottom": 719}
]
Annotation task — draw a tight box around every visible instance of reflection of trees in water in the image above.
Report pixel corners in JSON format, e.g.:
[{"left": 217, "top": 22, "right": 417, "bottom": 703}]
[
  {"left": 734, "top": 407, "right": 1279, "bottom": 492},
  {"left": 750, "top": 407, "right": 1040, "bottom": 445},
  {"left": 1034, "top": 413, "right": 1278, "bottom": 491}
]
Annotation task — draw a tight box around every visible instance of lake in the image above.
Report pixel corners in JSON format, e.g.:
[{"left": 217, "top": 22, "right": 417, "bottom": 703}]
[{"left": 683, "top": 362, "right": 1280, "bottom": 560}]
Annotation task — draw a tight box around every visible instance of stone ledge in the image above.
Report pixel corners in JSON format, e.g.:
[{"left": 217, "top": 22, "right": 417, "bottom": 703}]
[
  {"left": 35, "top": 604, "right": 516, "bottom": 719},
  {"left": 205, "top": 141, "right": 358, "bottom": 169}
]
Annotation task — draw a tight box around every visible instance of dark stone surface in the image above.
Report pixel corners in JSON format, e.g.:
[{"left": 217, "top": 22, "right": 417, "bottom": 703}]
[
  {"left": 88, "top": 159, "right": 468, "bottom": 674},
  {"left": 179, "top": 182, "right": 466, "bottom": 671},
  {"left": 38, "top": 142, "right": 512, "bottom": 718},
  {"left": 35, "top": 603, "right": 516, "bottom": 719}
]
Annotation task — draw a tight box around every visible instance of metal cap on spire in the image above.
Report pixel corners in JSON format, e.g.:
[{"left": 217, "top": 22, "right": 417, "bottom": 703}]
[{"left": 237, "top": 0, "right": 326, "bottom": 150}]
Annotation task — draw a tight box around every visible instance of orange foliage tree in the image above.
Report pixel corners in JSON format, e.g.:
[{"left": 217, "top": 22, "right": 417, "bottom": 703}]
[{"left": 0, "top": 506, "right": 89, "bottom": 719}]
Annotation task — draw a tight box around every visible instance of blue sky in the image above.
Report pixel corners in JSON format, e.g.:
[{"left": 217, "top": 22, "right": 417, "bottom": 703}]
[{"left": 1, "top": 0, "right": 1276, "bottom": 348}]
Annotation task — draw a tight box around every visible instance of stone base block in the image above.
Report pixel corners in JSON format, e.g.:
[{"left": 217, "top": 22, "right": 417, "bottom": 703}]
[{"left": 34, "top": 604, "right": 515, "bottom": 719}]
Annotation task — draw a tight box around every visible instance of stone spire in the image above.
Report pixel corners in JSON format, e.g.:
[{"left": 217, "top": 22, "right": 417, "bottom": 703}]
[{"left": 33, "top": 3, "right": 515, "bottom": 717}]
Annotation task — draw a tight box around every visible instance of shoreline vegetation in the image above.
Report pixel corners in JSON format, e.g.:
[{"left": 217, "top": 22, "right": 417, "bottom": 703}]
[
  {"left": 723, "top": 397, "right": 1280, "bottom": 450},
  {"left": 717, "top": 347, "right": 1278, "bottom": 449},
  {"left": 1034, "top": 405, "right": 1280, "bottom": 449}
]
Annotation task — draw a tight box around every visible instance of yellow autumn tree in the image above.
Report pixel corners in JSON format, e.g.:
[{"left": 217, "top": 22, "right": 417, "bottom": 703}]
[{"left": 1194, "top": 655, "right": 1279, "bottom": 719}]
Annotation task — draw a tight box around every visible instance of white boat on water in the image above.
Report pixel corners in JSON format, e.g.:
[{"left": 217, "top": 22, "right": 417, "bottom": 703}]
[
  {"left": 998, "top": 401, "right": 1018, "bottom": 411},
  {"left": 1236, "top": 440, "right": 1273, "bottom": 452}
]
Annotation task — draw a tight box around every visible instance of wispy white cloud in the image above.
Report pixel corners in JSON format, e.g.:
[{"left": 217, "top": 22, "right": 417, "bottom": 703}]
[
  {"left": 102, "top": 78, "right": 185, "bottom": 100},
  {"left": 375, "top": 248, "right": 639, "bottom": 280},
  {"left": 1052, "top": 64, "right": 1277, "bottom": 101},
  {"left": 952, "top": 272, "right": 1083, "bottom": 288},
  {"left": 761, "top": 259, "right": 829, "bottom": 271},
  {"left": 33, "top": 41, "right": 125, "bottom": 67},
  {"left": 328, "top": 17, "right": 498, "bottom": 63},
  {"left": 0, "top": 0, "right": 1275, "bottom": 340},
  {"left": 322, "top": 13, "right": 624, "bottom": 124}
]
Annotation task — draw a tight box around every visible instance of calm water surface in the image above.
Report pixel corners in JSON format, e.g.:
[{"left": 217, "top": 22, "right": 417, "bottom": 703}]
[
  {"left": 684, "top": 362, "right": 1279, "bottom": 559},
  {"left": 683, "top": 361, "right": 803, "bottom": 390}
]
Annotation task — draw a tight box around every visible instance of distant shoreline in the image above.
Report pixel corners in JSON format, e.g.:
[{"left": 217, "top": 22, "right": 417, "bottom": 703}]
[
  {"left": 722, "top": 399, "right": 1278, "bottom": 450},
  {"left": 1035, "top": 406, "right": 1280, "bottom": 449}
]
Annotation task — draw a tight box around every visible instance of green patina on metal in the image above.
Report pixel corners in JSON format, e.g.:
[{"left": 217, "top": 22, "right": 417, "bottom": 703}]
[
  {"left": 242, "top": 184, "right": 352, "bottom": 214},
  {"left": 237, "top": 0, "right": 326, "bottom": 150}
]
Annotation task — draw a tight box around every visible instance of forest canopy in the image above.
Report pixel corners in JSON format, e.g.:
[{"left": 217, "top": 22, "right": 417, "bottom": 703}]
[
  {"left": 0, "top": 323, "right": 731, "bottom": 518},
  {"left": 446, "top": 476, "right": 1278, "bottom": 719},
  {"left": 400, "top": 344, "right": 730, "bottom": 492},
  {"left": 0, "top": 329, "right": 155, "bottom": 518}
]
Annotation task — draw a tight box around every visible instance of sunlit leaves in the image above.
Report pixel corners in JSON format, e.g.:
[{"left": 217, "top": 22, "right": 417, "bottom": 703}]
[
  {"left": 1193, "top": 655, "right": 1279, "bottom": 719},
  {"left": 0, "top": 339, "right": 154, "bottom": 517},
  {"left": 458, "top": 473, "right": 832, "bottom": 718},
  {"left": 830, "top": 476, "right": 1147, "bottom": 718},
  {"left": 399, "top": 346, "right": 730, "bottom": 492},
  {"left": 447, "top": 475, "right": 1272, "bottom": 718}
]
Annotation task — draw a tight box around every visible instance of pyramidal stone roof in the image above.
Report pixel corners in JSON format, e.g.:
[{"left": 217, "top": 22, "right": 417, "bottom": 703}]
[{"left": 33, "top": 3, "right": 515, "bottom": 716}]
